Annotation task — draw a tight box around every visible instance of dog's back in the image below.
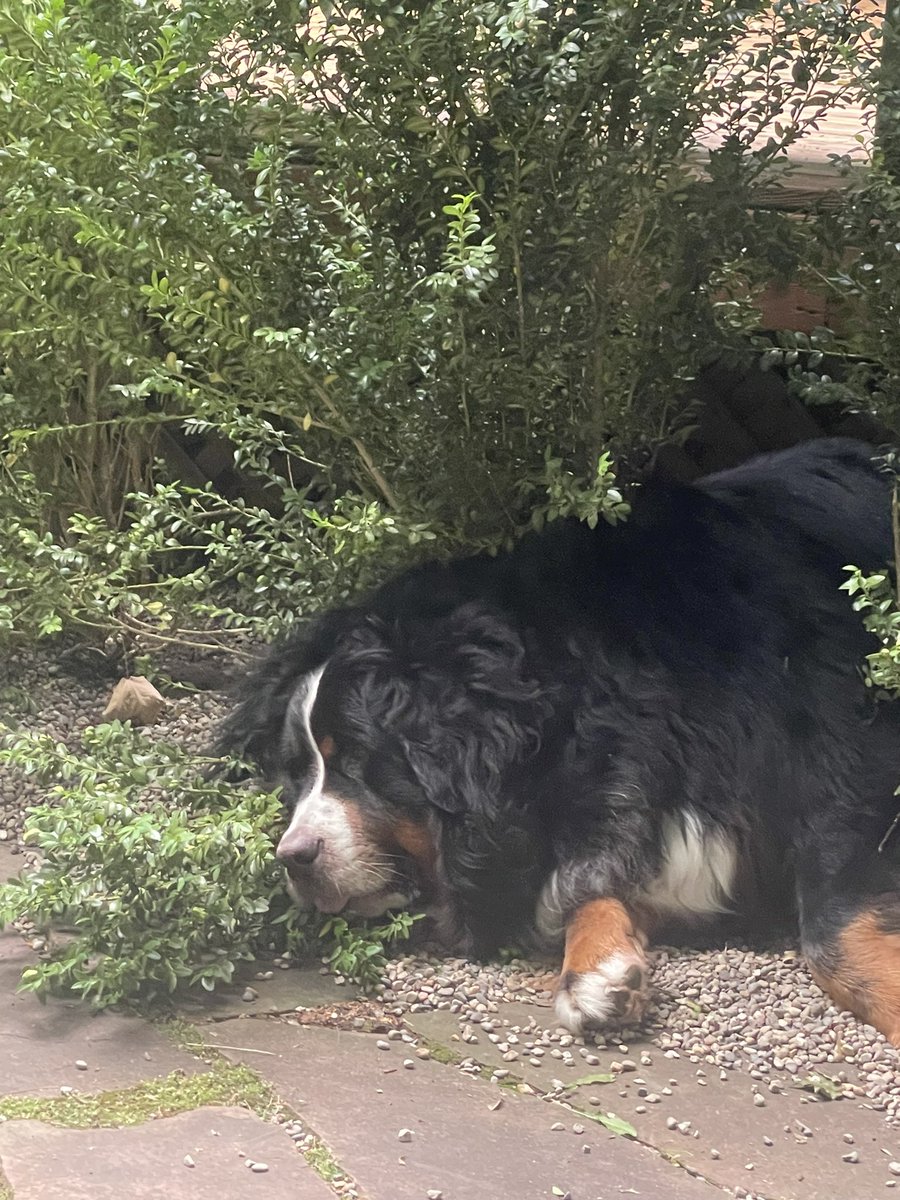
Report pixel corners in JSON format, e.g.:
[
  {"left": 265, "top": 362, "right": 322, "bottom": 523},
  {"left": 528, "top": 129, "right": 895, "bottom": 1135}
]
[{"left": 698, "top": 437, "right": 893, "bottom": 574}]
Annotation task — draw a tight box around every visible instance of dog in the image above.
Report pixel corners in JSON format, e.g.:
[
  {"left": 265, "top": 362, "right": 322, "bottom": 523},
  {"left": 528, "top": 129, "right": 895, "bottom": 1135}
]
[{"left": 217, "top": 438, "right": 900, "bottom": 1043}]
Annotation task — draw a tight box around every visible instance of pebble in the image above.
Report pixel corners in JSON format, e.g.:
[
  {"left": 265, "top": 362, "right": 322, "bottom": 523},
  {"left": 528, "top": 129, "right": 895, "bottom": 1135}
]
[
  {"left": 842, "top": 1151, "right": 860, "bottom": 1163},
  {"left": 426, "top": 1191, "right": 443, "bottom": 1199},
  {"left": 398, "top": 1129, "right": 414, "bottom": 1142},
  {"left": 403, "top": 1059, "right": 416, "bottom": 1070},
  {"left": 183, "top": 1155, "right": 195, "bottom": 1168},
  {"left": 376, "top": 1040, "right": 391, "bottom": 1051},
  {"left": 241, "top": 987, "right": 258, "bottom": 1002},
  {"left": 249, "top": 1162, "right": 269, "bottom": 1173},
  {"left": 74, "top": 1060, "right": 88, "bottom": 1071},
  {"left": 550, "top": 1122, "right": 565, "bottom": 1132},
  {"left": 889, "top": 1162, "right": 900, "bottom": 1176}
]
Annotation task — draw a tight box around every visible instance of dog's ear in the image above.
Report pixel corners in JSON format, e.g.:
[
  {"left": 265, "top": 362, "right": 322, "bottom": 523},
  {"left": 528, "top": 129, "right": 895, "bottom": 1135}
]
[
  {"left": 396, "top": 605, "right": 555, "bottom": 951},
  {"left": 398, "top": 604, "right": 552, "bottom": 811},
  {"left": 212, "top": 608, "right": 361, "bottom": 776}
]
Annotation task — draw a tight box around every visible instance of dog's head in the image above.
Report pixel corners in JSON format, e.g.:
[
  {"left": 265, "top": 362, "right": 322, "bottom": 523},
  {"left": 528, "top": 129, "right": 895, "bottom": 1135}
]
[{"left": 217, "top": 602, "right": 555, "bottom": 953}]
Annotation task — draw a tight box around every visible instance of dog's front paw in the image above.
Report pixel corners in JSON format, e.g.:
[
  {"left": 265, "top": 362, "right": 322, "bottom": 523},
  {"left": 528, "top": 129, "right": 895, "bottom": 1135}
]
[{"left": 555, "top": 949, "right": 649, "bottom": 1035}]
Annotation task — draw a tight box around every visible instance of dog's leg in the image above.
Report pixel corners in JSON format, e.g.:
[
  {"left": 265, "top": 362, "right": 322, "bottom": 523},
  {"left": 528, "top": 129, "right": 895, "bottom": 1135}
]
[
  {"left": 555, "top": 898, "right": 650, "bottom": 1035},
  {"left": 801, "top": 900, "right": 900, "bottom": 1047},
  {"left": 797, "top": 806, "right": 900, "bottom": 1047}
]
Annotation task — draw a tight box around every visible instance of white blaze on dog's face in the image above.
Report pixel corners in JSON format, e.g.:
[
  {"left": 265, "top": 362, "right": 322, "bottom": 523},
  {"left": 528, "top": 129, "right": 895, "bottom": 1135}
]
[{"left": 274, "top": 666, "right": 436, "bottom": 918}]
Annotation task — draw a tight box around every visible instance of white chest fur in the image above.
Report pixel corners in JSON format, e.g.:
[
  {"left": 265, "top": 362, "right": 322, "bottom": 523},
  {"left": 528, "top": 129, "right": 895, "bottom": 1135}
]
[{"left": 642, "top": 810, "right": 737, "bottom": 918}]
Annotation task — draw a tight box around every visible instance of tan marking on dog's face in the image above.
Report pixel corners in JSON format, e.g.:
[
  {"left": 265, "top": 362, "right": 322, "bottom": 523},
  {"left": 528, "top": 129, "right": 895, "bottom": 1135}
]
[
  {"left": 561, "top": 898, "right": 647, "bottom": 977},
  {"left": 318, "top": 734, "right": 336, "bottom": 762},
  {"left": 392, "top": 818, "right": 437, "bottom": 878},
  {"left": 808, "top": 911, "right": 900, "bottom": 1047}
]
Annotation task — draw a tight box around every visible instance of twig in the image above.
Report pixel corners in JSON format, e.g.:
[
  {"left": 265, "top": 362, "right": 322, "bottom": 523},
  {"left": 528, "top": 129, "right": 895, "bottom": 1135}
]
[
  {"left": 877, "top": 808, "right": 900, "bottom": 855},
  {"left": 184, "top": 1042, "right": 277, "bottom": 1056}
]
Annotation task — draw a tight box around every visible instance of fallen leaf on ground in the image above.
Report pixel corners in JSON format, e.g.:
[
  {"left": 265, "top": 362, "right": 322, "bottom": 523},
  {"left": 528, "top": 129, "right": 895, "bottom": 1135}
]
[
  {"left": 583, "top": 1110, "right": 637, "bottom": 1138},
  {"left": 562, "top": 1071, "right": 616, "bottom": 1090},
  {"left": 794, "top": 1071, "right": 843, "bottom": 1100}
]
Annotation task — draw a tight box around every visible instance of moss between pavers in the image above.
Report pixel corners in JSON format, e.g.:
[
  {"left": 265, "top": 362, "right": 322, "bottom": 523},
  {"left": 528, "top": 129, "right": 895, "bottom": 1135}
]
[
  {"left": 422, "top": 1038, "right": 516, "bottom": 1088},
  {"left": 162, "top": 1016, "right": 357, "bottom": 1195},
  {"left": 0, "top": 1172, "right": 12, "bottom": 1200},
  {"left": 424, "top": 1040, "right": 463, "bottom": 1066},
  {"left": 420, "top": 1036, "right": 637, "bottom": 1136},
  {"left": 0, "top": 1060, "right": 276, "bottom": 1129},
  {"left": 160, "top": 1014, "right": 223, "bottom": 1063},
  {"left": 302, "top": 1135, "right": 345, "bottom": 1185}
]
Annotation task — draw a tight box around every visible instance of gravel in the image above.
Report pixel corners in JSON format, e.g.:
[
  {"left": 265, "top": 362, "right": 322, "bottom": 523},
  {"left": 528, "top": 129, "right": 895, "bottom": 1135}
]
[
  {"left": 373, "top": 942, "right": 900, "bottom": 1124},
  {"left": 2, "top": 647, "right": 899, "bottom": 1128}
]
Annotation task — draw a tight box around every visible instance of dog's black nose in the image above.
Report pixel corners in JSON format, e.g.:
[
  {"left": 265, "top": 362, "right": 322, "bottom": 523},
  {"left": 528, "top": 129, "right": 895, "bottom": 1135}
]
[{"left": 277, "top": 829, "right": 324, "bottom": 865}]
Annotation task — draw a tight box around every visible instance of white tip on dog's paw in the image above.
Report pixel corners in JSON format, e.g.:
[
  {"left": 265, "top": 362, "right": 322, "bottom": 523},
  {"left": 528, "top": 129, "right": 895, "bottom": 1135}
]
[{"left": 555, "top": 950, "right": 649, "bottom": 1035}]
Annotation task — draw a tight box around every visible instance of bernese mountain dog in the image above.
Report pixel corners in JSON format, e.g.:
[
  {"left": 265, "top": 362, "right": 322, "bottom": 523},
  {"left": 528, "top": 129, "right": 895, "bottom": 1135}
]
[{"left": 217, "top": 439, "right": 900, "bottom": 1044}]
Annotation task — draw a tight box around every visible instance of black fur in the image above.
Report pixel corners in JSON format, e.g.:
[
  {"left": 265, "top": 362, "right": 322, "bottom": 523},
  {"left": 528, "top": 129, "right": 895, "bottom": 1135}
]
[{"left": 218, "top": 439, "right": 900, "bottom": 964}]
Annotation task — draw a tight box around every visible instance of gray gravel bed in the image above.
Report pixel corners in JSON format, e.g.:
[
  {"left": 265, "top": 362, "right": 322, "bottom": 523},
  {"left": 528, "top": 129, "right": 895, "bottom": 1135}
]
[{"left": 374, "top": 946, "right": 900, "bottom": 1126}]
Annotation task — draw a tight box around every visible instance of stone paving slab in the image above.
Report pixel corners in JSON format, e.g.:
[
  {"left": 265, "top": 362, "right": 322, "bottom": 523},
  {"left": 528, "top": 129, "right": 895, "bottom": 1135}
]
[
  {"left": 0, "top": 1105, "right": 335, "bottom": 1199},
  {"left": 404, "top": 1003, "right": 900, "bottom": 1199},
  {"left": 608, "top": 1061, "right": 900, "bottom": 1200},
  {"left": 177, "top": 961, "right": 358, "bottom": 1021},
  {"left": 208, "top": 1016, "right": 718, "bottom": 1200},
  {"left": 0, "top": 931, "right": 205, "bottom": 1097}
]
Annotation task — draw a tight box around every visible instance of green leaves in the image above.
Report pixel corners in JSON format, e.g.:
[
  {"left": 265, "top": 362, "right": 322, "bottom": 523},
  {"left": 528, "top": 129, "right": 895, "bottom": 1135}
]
[
  {"left": 0, "top": 719, "right": 291, "bottom": 1006},
  {"left": 794, "top": 1071, "right": 844, "bottom": 1101},
  {"left": 0, "top": 0, "right": 888, "bottom": 655},
  {"left": 842, "top": 543, "right": 900, "bottom": 700},
  {"left": 582, "top": 1109, "right": 638, "bottom": 1138},
  {"left": 0, "top": 720, "right": 422, "bottom": 1006},
  {"left": 319, "top": 911, "right": 423, "bottom": 990},
  {"left": 561, "top": 1071, "right": 616, "bottom": 1091}
]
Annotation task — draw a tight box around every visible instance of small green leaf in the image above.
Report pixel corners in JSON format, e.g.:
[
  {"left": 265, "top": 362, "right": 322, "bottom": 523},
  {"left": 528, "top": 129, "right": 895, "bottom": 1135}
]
[
  {"left": 562, "top": 1071, "right": 615, "bottom": 1090},
  {"left": 794, "top": 1072, "right": 843, "bottom": 1100},
  {"left": 583, "top": 1110, "right": 637, "bottom": 1138}
]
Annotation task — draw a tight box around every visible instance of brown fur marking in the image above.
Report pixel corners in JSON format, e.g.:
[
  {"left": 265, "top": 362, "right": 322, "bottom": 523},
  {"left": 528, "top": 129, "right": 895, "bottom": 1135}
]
[
  {"left": 318, "top": 734, "right": 336, "bottom": 761},
  {"left": 391, "top": 818, "right": 438, "bottom": 889},
  {"left": 562, "top": 898, "right": 647, "bottom": 977},
  {"left": 809, "top": 911, "right": 900, "bottom": 1047}
]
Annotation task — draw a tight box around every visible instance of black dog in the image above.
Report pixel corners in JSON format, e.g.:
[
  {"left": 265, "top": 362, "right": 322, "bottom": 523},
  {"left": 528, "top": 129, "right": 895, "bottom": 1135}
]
[{"left": 218, "top": 439, "right": 900, "bottom": 1042}]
